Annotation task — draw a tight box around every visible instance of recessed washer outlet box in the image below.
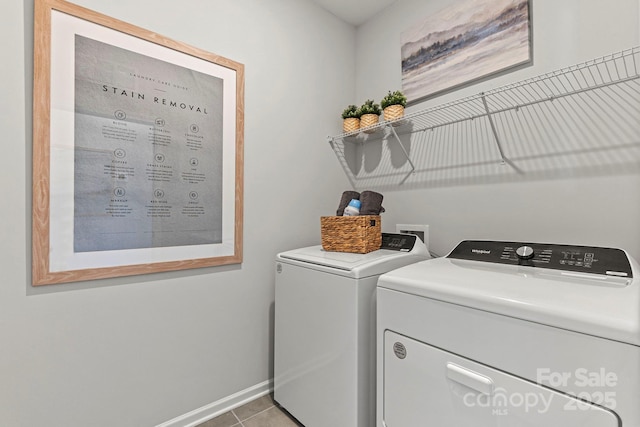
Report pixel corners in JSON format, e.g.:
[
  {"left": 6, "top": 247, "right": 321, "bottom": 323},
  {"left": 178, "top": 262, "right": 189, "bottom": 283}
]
[{"left": 395, "top": 224, "right": 429, "bottom": 248}]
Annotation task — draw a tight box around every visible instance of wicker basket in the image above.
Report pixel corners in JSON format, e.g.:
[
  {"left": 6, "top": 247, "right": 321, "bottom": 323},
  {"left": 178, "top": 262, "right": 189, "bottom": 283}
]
[
  {"left": 320, "top": 215, "right": 382, "bottom": 254},
  {"left": 383, "top": 104, "right": 405, "bottom": 122},
  {"left": 343, "top": 117, "right": 360, "bottom": 133},
  {"left": 360, "top": 113, "right": 380, "bottom": 133}
]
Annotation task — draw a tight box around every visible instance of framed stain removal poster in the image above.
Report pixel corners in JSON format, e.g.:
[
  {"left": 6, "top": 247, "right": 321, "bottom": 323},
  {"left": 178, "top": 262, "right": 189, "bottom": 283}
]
[{"left": 32, "top": 0, "right": 244, "bottom": 285}]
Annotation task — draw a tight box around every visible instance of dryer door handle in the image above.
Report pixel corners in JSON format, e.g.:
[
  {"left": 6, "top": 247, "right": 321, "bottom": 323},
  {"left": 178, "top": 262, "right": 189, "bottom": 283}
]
[{"left": 446, "top": 363, "right": 494, "bottom": 395}]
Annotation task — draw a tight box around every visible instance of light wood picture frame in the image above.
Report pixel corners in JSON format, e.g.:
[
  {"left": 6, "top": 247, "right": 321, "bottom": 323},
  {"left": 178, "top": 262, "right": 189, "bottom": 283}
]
[{"left": 32, "top": 0, "right": 244, "bottom": 285}]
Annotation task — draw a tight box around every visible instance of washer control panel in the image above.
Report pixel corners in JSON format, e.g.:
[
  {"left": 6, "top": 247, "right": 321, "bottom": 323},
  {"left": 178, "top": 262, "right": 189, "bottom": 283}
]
[
  {"left": 448, "top": 240, "right": 633, "bottom": 278},
  {"left": 381, "top": 233, "right": 417, "bottom": 251}
]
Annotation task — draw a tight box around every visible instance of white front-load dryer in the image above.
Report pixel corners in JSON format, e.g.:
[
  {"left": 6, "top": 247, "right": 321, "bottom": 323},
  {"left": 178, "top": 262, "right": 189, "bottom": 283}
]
[{"left": 377, "top": 240, "right": 640, "bottom": 426}]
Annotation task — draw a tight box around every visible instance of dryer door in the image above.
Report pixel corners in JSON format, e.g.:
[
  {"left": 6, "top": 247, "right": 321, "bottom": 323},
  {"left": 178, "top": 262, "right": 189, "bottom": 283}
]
[{"left": 383, "top": 331, "right": 619, "bottom": 427}]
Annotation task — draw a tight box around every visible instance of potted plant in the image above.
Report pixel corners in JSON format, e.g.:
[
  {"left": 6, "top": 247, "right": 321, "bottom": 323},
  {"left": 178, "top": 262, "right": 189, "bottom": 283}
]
[
  {"left": 380, "top": 90, "right": 407, "bottom": 122},
  {"left": 358, "top": 99, "right": 381, "bottom": 131},
  {"left": 341, "top": 104, "right": 361, "bottom": 133}
]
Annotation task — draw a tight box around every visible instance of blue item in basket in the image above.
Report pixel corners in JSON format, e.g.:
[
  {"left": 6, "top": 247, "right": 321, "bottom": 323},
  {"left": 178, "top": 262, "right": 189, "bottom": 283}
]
[{"left": 343, "top": 199, "right": 361, "bottom": 216}]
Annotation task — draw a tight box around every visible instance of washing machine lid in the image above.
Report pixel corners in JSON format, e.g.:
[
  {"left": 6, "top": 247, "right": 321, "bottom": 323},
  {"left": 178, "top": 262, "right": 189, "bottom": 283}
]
[
  {"left": 277, "top": 233, "right": 430, "bottom": 278},
  {"left": 378, "top": 240, "right": 640, "bottom": 346}
]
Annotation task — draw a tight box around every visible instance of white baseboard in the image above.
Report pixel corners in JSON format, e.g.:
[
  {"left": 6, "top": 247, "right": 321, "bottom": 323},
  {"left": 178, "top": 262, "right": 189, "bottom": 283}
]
[{"left": 156, "top": 379, "right": 273, "bottom": 427}]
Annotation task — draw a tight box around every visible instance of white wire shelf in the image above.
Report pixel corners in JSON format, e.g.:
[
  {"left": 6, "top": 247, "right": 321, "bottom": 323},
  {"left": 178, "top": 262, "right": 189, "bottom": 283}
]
[{"left": 328, "top": 46, "right": 640, "bottom": 189}]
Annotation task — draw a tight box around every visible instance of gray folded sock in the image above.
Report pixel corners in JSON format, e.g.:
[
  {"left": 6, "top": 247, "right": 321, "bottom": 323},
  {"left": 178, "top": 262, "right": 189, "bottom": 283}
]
[
  {"left": 359, "top": 190, "right": 385, "bottom": 215},
  {"left": 336, "top": 190, "right": 360, "bottom": 215}
]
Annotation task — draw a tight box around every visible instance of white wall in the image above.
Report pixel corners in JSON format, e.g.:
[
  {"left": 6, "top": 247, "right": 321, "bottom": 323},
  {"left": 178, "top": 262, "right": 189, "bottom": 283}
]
[
  {"left": 354, "top": 0, "right": 640, "bottom": 258},
  {"left": 0, "top": 0, "right": 353, "bottom": 425}
]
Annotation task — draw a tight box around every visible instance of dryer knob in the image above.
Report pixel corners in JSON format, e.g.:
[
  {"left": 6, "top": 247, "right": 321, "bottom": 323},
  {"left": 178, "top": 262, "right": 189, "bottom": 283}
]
[{"left": 516, "top": 245, "right": 535, "bottom": 260}]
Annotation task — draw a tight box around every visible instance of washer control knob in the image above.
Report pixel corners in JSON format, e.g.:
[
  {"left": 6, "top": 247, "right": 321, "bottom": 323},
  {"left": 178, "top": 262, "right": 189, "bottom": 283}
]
[{"left": 516, "top": 245, "right": 535, "bottom": 260}]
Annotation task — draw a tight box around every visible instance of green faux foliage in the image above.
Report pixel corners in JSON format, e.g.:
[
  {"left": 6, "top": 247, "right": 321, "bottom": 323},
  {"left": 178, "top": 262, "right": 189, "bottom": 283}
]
[
  {"left": 380, "top": 90, "right": 407, "bottom": 109},
  {"left": 358, "top": 99, "right": 381, "bottom": 116},
  {"left": 341, "top": 104, "right": 361, "bottom": 119}
]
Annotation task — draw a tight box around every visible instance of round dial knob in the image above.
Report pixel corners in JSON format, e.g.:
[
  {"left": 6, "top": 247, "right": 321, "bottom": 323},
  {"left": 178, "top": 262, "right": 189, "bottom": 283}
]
[{"left": 516, "top": 245, "right": 535, "bottom": 260}]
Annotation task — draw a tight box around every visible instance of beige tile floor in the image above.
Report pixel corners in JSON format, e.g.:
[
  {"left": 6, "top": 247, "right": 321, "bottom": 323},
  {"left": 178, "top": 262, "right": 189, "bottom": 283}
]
[{"left": 196, "top": 394, "right": 303, "bottom": 427}]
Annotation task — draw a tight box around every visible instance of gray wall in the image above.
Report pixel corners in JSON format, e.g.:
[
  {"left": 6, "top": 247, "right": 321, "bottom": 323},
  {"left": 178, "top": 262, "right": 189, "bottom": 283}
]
[
  {"left": 2, "top": 0, "right": 640, "bottom": 425},
  {"left": 355, "top": 0, "right": 640, "bottom": 258},
  {"left": 1, "top": 0, "right": 352, "bottom": 425}
]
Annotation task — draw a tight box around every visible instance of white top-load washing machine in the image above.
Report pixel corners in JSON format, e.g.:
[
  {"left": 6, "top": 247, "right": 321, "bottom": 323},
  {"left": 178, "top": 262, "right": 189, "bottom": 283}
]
[
  {"left": 377, "top": 240, "right": 640, "bottom": 427},
  {"left": 274, "top": 233, "right": 430, "bottom": 427}
]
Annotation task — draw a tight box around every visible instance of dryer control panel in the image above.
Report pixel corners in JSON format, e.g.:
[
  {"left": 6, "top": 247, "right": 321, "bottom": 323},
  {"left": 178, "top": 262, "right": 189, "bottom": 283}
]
[{"left": 448, "top": 240, "right": 633, "bottom": 278}]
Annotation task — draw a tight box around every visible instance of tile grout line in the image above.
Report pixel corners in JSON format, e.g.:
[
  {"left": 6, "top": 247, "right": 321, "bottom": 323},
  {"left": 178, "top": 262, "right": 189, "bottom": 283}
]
[
  {"left": 233, "top": 403, "right": 276, "bottom": 425},
  {"left": 230, "top": 409, "right": 244, "bottom": 427}
]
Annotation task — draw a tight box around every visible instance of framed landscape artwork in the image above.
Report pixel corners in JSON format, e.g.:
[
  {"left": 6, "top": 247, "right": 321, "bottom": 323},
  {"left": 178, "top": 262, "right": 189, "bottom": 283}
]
[{"left": 401, "top": 0, "right": 532, "bottom": 103}]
